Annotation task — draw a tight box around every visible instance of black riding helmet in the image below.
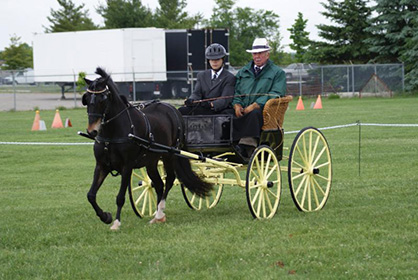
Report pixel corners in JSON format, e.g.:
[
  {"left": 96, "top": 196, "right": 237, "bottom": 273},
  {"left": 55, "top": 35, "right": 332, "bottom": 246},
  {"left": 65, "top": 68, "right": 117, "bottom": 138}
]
[{"left": 205, "top": 43, "right": 227, "bottom": 60}]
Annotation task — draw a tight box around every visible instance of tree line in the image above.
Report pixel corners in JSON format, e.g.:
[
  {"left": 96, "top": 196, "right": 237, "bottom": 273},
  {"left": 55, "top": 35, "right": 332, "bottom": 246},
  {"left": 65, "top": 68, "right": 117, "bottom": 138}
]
[{"left": 1, "top": 0, "right": 417, "bottom": 90}]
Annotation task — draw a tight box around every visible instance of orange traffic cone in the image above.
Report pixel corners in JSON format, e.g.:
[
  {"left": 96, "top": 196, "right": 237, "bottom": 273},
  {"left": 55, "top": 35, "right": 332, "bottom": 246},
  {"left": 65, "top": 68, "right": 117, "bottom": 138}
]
[
  {"left": 31, "top": 110, "right": 41, "bottom": 131},
  {"left": 65, "top": 118, "right": 72, "bottom": 128},
  {"left": 51, "top": 109, "right": 64, "bottom": 128},
  {"left": 313, "top": 95, "right": 323, "bottom": 109},
  {"left": 296, "top": 96, "right": 305, "bottom": 111}
]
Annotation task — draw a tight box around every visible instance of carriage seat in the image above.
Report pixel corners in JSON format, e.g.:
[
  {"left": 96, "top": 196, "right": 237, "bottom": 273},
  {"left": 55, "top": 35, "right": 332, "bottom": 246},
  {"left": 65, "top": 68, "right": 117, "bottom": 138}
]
[
  {"left": 261, "top": 95, "right": 293, "bottom": 130},
  {"left": 259, "top": 95, "right": 293, "bottom": 161}
]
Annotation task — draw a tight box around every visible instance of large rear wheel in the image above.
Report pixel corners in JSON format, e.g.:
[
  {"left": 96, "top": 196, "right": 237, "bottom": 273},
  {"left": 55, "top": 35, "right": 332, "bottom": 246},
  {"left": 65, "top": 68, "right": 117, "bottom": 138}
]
[
  {"left": 245, "top": 145, "right": 282, "bottom": 219},
  {"left": 288, "top": 127, "right": 332, "bottom": 212}
]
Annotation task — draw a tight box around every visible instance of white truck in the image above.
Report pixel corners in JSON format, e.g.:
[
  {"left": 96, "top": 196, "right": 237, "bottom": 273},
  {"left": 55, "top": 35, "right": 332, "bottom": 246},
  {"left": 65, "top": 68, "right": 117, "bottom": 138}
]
[
  {"left": 33, "top": 28, "right": 229, "bottom": 100},
  {"left": 3, "top": 68, "right": 35, "bottom": 85},
  {"left": 33, "top": 28, "right": 166, "bottom": 100}
]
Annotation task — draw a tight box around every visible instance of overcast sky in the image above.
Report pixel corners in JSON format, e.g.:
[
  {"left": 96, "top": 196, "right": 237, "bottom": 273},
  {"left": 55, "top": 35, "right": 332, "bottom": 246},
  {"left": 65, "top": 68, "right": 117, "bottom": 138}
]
[{"left": 0, "top": 0, "right": 330, "bottom": 52}]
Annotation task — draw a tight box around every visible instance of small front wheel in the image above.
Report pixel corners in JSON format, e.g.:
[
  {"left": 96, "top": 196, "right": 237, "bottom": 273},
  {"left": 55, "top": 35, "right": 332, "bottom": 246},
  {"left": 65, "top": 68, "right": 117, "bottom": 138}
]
[
  {"left": 245, "top": 145, "right": 282, "bottom": 219},
  {"left": 181, "top": 173, "right": 223, "bottom": 210},
  {"left": 129, "top": 166, "right": 164, "bottom": 218}
]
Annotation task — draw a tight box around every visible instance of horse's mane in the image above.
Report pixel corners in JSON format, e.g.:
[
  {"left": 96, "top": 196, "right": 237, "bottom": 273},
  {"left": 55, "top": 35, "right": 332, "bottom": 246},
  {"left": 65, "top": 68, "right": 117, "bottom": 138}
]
[{"left": 95, "top": 67, "right": 129, "bottom": 105}]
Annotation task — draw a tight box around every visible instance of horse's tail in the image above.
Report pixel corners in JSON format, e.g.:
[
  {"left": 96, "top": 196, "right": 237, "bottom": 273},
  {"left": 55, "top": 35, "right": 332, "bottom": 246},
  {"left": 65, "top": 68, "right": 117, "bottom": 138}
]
[{"left": 174, "top": 156, "right": 213, "bottom": 197}]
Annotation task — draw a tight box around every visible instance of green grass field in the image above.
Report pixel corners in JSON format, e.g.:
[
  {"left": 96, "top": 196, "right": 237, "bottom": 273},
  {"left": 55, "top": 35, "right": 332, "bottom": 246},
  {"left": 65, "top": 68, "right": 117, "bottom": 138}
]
[{"left": 1, "top": 97, "right": 417, "bottom": 279}]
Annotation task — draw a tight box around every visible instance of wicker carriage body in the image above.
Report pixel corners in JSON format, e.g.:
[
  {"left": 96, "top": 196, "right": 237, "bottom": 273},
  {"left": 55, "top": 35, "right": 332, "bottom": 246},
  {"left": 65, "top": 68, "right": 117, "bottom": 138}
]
[{"left": 262, "top": 95, "right": 293, "bottom": 130}]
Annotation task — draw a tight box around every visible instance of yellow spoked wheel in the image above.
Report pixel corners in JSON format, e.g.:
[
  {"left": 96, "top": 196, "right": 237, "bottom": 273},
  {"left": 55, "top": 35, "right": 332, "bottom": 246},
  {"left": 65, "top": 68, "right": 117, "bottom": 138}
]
[
  {"left": 181, "top": 172, "right": 223, "bottom": 210},
  {"left": 129, "top": 165, "right": 165, "bottom": 218},
  {"left": 288, "top": 127, "right": 332, "bottom": 212},
  {"left": 245, "top": 145, "right": 282, "bottom": 219}
]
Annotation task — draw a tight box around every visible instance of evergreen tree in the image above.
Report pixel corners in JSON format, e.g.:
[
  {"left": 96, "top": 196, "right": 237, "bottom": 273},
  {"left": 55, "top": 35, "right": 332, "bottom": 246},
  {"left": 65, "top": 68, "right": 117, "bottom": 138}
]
[
  {"left": 1, "top": 36, "right": 33, "bottom": 70},
  {"left": 97, "top": 0, "right": 153, "bottom": 28},
  {"left": 366, "top": 0, "right": 415, "bottom": 63},
  {"left": 309, "top": 0, "right": 374, "bottom": 64},
  {"left": 288, "top": 12, "right": 310, "bottom": 62},
  {"left": 45, "top": 0, "right": 97, "bottom": 32},
  {"left": 154, "top": 0, "right": 202, "bottom": 29},
  {"left": 400, "top": 2, "right": 418, "bottom": 90},
  {"left": 366, "top": 0, "right": 418, "bottom": 90}
]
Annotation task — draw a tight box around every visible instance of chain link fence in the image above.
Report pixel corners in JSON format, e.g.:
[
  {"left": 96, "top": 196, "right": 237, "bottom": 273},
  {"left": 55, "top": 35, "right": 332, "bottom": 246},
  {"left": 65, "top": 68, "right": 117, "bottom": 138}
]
[
  {"left": 283, "top": 63, "right": 404, "bottom": 97},
  {"left": 0, "top": 63, "right": 405, "bottom": 111}
]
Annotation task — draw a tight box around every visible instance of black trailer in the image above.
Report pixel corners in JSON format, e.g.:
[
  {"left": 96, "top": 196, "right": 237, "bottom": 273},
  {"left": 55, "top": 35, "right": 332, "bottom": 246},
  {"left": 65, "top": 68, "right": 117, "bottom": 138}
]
[{"left": 127, "top": 28, "right": 229, "bottom": 100}]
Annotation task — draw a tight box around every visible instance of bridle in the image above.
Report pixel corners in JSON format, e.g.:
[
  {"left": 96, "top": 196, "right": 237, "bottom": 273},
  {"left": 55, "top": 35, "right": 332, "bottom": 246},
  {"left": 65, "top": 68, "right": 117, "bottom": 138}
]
[{"left": 86, "top": 87, "right": 132, "bottom": 126}]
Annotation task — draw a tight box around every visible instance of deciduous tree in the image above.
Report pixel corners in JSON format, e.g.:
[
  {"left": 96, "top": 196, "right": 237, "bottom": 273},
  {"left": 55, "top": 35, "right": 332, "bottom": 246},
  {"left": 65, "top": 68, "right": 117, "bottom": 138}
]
[
  {"left": 1, "top": 36, "right": 33, "bottom": 70},
  {"left": 207, "top": 0, "right": 283, "bottom": 66}
]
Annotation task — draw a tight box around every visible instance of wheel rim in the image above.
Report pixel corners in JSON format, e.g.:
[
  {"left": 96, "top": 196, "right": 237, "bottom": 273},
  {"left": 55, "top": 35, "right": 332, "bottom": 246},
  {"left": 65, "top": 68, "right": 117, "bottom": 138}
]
[
  {"left": 182, "top": 172, "right": 223, "bottom": 210},
  {"left": 288, "top": 127, "right": 332, "bottom": 212},
  {"left": 129, "top": 166, "right": 164, "bottom": 218},
  {"left": 246, "top": 146, "right": 281, "bottom": 219}
]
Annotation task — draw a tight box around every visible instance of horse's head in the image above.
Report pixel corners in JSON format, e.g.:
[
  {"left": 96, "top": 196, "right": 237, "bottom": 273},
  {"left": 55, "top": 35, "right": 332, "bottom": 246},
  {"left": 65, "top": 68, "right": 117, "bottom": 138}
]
[{"left": 82, "top": 74, "right": 110, "bottom": 137}]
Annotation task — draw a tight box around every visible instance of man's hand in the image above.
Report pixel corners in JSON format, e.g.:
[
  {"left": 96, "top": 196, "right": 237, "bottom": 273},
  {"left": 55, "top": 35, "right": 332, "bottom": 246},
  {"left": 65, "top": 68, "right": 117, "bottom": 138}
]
[
  {"left": 234, "top": 104, "right": 244, "bottom": 117},
  {"left": 184, "top": 98, "right": 196, "bottom": 106},
  {"left": 243, "top": 102, "right": 260, "bottom": 115}
]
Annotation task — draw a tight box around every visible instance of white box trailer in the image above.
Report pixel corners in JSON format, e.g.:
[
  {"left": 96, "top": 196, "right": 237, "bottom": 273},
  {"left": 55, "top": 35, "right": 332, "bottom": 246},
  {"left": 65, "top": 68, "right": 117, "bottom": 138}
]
[{"left": 33, "top": 28, "right": 166, "bottom": 99}]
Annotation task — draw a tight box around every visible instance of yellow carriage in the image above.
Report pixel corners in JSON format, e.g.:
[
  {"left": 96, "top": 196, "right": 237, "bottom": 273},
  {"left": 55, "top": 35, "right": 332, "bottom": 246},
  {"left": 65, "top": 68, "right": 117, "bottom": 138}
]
[{"left": 129, "top": 96, "right": 332, "bottom": 219}]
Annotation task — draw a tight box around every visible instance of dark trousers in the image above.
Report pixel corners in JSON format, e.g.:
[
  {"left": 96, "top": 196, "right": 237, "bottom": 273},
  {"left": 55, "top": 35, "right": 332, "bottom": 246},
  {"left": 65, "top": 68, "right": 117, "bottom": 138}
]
[{"left": 232, "top": 109, "right": 263, "bottom": 142}]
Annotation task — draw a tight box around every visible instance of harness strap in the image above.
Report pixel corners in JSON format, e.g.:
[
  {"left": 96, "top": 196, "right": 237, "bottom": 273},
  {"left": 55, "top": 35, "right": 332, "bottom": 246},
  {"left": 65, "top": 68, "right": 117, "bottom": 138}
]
[{"left": 158, "top": 102, "right": 183, "bottom": 149}]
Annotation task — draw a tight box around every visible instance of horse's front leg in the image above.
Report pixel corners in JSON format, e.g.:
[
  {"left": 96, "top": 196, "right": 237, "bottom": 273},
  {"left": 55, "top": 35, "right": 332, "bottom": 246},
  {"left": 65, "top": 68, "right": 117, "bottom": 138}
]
[
  {"left": 110, "top": 168, "right": 132, "bottom": 230},
  {"left": 87, "top": 165, "right": 112, "bottom": 224}
]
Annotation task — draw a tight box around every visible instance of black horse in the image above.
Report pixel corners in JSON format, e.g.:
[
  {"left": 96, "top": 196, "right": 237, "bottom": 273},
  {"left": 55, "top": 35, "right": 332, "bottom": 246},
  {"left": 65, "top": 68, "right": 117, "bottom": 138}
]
[{"left": 81, "top": 67, "right": 212, "bottom": 229}]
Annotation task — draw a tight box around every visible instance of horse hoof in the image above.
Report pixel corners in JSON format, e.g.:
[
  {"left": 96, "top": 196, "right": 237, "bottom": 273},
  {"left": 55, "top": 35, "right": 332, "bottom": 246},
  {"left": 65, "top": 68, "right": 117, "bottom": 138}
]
[
  {"left": 110, "top": 219, "right": 121, "bottom": 230},
  {"left": 149, "top": 215, "right": 166, "bottom": 224},
  {"left": 100, "top": 212, "right": 113, "bottom": 224}
]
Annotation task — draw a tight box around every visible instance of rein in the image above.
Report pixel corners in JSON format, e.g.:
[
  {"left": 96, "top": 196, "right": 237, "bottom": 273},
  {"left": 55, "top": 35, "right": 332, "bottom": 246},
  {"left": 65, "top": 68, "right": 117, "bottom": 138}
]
[{"left": 191, "top": 93, "right": 283, "bottom": 103}]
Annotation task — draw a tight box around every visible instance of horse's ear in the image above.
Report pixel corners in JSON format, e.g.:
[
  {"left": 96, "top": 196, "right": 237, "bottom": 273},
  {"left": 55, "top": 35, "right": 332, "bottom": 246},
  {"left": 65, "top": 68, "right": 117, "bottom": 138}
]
[{"left": 84, "top": 78, "right": 92, "bottom": 85}]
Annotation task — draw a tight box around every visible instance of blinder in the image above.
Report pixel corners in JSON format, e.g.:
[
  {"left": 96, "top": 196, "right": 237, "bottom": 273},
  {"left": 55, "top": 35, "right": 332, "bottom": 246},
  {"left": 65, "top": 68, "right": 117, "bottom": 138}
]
[{"left": 83, "top": 87, "right": 110, "bottom": 119}]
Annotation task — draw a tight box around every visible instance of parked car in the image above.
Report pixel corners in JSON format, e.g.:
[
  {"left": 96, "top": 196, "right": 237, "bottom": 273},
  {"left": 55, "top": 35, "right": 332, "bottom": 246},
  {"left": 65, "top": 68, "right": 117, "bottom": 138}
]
[
  {"left": 283, "top": 63, "right": 317, "bottom": 80},
  {"left": 3, "top": 68, "right": 35, "bottom": 85}
]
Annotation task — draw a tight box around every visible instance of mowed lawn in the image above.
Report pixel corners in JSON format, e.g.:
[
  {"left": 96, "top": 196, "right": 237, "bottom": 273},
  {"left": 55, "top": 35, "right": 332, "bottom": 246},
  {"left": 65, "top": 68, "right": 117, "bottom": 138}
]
[{"left": 0, "top": 96, "right": 417, "bottom": 279}]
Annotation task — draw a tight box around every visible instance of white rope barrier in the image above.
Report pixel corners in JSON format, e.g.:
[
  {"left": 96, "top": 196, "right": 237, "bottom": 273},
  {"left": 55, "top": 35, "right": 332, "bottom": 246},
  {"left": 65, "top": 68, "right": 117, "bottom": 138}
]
[
  {"left": 1, "top": 122, "right": 417, "bottom": 146},
  {"left": 0, "top": 141, "right": 93, "bottom": 146}
]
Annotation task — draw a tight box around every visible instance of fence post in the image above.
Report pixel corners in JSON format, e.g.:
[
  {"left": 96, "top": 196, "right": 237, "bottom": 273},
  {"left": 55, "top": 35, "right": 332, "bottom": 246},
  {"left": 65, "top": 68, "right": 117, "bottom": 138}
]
[
  {"left": 357, "top": 120, "right": 361, "bottom": 176},
  {"left": 132, "top": 69, "right": 136, "bottom": 101},
  {"left": 73, "top": 72, "right": 77, "bottom": 108},
  {"left": 12, "top": 71, "right": 17, "bottom": 111},
  {"left": 351, "top": 64, "right": 355, "bottom": 96}
]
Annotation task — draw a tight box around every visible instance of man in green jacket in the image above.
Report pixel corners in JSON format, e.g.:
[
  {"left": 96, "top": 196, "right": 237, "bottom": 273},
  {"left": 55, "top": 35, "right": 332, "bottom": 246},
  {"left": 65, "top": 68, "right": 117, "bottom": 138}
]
[{"left": 232, "top": 38, "right": 286, "bottom": 158}]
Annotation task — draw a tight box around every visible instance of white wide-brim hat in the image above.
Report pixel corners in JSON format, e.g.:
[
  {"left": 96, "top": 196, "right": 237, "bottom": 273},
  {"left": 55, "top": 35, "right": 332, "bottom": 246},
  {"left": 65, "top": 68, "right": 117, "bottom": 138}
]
[{"left": 246, "top": 38, "right": 272, "bottom": 53}]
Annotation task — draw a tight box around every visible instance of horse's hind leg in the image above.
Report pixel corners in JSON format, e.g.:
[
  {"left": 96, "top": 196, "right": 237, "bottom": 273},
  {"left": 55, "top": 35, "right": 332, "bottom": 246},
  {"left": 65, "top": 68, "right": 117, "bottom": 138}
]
[
  {"left": 146, "top": 162, "right": 166, "bottom": 223},
  {"left": 161, "top": 157, "right": 176, "bottom": 211},
  {"left": 87, "top": 165, "right": 112, "bottom": 224},
  {"left": 110, "top": 168, "right": 132, "bottom": 230}
]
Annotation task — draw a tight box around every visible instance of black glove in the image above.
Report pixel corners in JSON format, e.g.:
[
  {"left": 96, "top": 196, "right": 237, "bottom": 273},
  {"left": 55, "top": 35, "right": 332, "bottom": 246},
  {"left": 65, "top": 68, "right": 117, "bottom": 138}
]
[
  {"left": 184, "top": 98, "right": 196, "bottom": 107},
  {"left": 201, "top": 101, "right": 212, "bottom": 109}
]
